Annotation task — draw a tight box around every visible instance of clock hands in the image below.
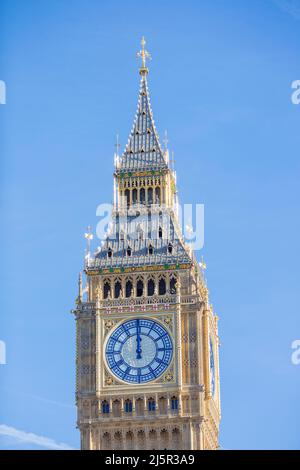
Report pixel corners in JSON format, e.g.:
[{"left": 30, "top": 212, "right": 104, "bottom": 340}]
[{"left": 136, "top": 319, "right": 142, "bottom": 359}]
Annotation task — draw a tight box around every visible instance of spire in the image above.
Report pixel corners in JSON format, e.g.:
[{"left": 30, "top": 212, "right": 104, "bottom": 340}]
[{"left": 116, "top": 38, "right": 168, "bottom": 173}]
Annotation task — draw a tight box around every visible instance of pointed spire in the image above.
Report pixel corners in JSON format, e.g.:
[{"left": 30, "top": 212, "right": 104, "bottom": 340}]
[{"left": 117, "top": 38, "right": 168, "bottom": 173}]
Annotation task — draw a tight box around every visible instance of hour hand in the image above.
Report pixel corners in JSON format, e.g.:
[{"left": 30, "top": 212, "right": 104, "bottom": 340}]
[{"left": 136, "top": 321, "right": 142, "bottom": 359}]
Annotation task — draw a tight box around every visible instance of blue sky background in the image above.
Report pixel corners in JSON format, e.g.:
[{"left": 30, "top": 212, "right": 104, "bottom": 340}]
[{"left": 0, "top": 0, "right": 300, "bottom": 450}]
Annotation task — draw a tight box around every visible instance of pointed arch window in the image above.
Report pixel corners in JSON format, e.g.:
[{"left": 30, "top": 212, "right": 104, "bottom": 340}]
[
  {"left": 147, "top": 279, "right": 155, "bottom": 297},
  {"left": 124, "top": 399, "right": 133, "bottom": 413},
  {"left": 127, "top": 246, "right": 132, "bottom": 257},
  {"left": 158, "top": 226, "right": 163, "bottom": 239},
  {"left": 107, "top": 247, "right": 112, "bottom": 258},
  {"left": 137, "top": 279, "right": 144, "bottom": 297},
  {"left": 148, "top": 398, "right": 156, "bottom": 412},
  {"left": 147, "top": 187, "right": 153, "bottom": 204},
  {"left": 140, "top": 188, "right": 146, "bottom": 205},
  {"left": 155, "top": 187, "right": 161, "bottom": 204},
  {"left": 125, "top": 189, "right": 130, "bottom": 208},
  {"left": 170, "top": 277, "right": 177, "bottom": 294},
  {"left": 148, "top": 244, "right": 154, "bottom": 255},
  {"left": 171, "top": 396, "right": 179, "bottom": 411},
  {"left": 102, "top": 400, "right": 110, "bottom": 414},
  {"left": 132, "top": 188, "right": 138, "bottom": 204},
  {"left": 168, "top": 242, "right": 173, "bottom": 254},
  {"left": 159, "top": 278, "right": 166, "bottom": 296},
  {"left": 126, "top": 280, "right": 133, "bottom": 298},
  {"left": 103, "top": 281, "right": 111, "bottom": 299},
  {"left": 114, "top": 281, "right": 122, "bottom": 299}
]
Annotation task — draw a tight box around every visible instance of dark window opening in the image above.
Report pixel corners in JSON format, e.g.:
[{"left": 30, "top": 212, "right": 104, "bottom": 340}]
[
  {"left": 159, "top": 278, "right": 166, "bottom": 295},
  {"left": 126, "top": 280, "right": 133, "bottom": 298},
  {"left": 102, "top": 401, "right": 110, "bottom": 414},
  {"left": 103, "top": 282, "right": 111, "bottom": 299},
  {"left": 147, "top": 279, "right": 155, "bottom": 296},
  {"left": 140, "top": 188, "right": 146, "bottom": 205},
  {"left": 137, "top": 280, "right": 143, "bottom": 297},
  {"left": 114, "top": 281, "right": 122, "bottom": 299},
  {"left": 124, "top": 400, "right": 133, "bottom": 413},
  {"left": 155, "top": 187, "right": 161, "bottom": 204},
  {"left": 170, "top": 277, "right": 177, "bottom": 294},
  {"left": 148, "top": 399, "right": 156, "bottom": 412},
  {"left": 148, "top": 187, "right": 153, "bottom": 204},
  {"left": 171, "top": 397, "right": 179, "bottom": 410}
]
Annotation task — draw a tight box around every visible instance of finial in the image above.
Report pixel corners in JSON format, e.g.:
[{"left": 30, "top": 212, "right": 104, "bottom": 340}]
[
  {"left": 115, "top": 133, "right": 120, "bottom": 157},
  {"left": 84, "top": 225, "right": 93, "bottom": 259},
  {"left": 199, "top": 255, "right": 207, "bottom": 271},
  {"left": 137, "top": 36, "right": 151, "bottom": 75},
  {"left": 163, "top": 130, "right": 169, "bottom": 150},
  {"left": 77, "top": 272, "right": 83, "bottom": 304}
]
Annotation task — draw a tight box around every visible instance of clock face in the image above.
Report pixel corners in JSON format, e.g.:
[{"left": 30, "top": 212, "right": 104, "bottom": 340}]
[
  {"left": 105, "top": 318, "right": 173, "bottom": 384},
  {"left": 209, "top": 338, "right": 215, "bottom": 396}
]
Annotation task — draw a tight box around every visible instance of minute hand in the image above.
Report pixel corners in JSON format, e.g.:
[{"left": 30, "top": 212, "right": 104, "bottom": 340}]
[{"left": 136, "top": 319, "right": 142, "bottom": 359}]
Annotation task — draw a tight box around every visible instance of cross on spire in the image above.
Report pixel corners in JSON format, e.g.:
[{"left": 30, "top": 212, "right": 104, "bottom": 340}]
[{"left": 137, "top": 36, "right": 151, "bottom": 75}]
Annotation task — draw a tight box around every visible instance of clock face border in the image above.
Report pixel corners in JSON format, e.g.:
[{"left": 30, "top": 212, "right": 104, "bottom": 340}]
[{"left": 103, "top": 317, "right": 174, "bottom": 385}]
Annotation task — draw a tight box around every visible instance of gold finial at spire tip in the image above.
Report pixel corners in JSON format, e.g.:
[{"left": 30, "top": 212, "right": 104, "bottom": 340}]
[{"left": 137, "top": 36, "right": 151, "bottom": 75}]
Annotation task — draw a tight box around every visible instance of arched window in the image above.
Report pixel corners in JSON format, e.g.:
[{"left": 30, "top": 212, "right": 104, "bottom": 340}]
[
  {"left": 102, "top": 400, "right": 110, "bottom": 414},
  {"left": 102, "top": 432, "right": 111, "bottom": 449},
  {"left": 103, "top": 281, "right": 111, "bottom": 299},
  {"left": 171, "top": 396, "right": 179, "bottom": 410},
  {"left": 158, "top": 226, "right": 163, "bottom": 239},
  {"left": 140, "top": 187, "right": 145, "bottom": 205},
  {"left": 148, "top": 187, "right": 153, "bottom": 204},
  {"left": 125, "top": 431, "right": 134, "bottom": 450},
  {"left": 159, "top": 278, "right": 166, "bottom": 295},
  {"left": 155, "top": 187, "right": 160, "bottom": 204},
  {"left": 132, "top": 188, "right": 137, "bottom": 204},
  {"left": 170, "top": 277, "right": 177, "bottom": 294},
  {"left": 125, "top": 189, "right": 130, "bottom": 208},
  {"left": 148, "top": 398, "right": 156, "bottom": 412},
  {"left": 136, "top": 280, "right": 143, "bottom": 297},
  {"left": 120, "top": 231, "right": 124, "bottom": 241},
  {"left": 107, "top": 247, "right": 112, "bottom": 258},
  {"left": 168, "top": 242, "right": 173, "bottom": 254},
  {"left": 114, "top": 431, "right": 123, "bottom": 450},
  {"left": 127, "top": 246, "right": 132, "bottom": 256},
  {"left": 148, "top": 244, "right": 154, "bottom": 255},
  {"left": 126, "top": 280, "right": 133, "bottom": 298},
  {"left": 114, "top": 281, "right": 122, "bottom": 299},
  {"left": 147, "top": 279, "right": 155, "bottom": 296},
  {"left": 124, "top": 399, "right": 133, "bottom": 413}
]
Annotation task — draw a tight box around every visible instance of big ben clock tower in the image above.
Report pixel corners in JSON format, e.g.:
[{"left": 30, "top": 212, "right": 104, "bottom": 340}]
[{"left": 73, "top": 38, "right": 221, "bottom": 450}]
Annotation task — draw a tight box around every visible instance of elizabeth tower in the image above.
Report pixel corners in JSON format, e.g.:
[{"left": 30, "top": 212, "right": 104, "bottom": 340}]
[{"left": 73, "top": 38, "right": 221, "bottom": 450}]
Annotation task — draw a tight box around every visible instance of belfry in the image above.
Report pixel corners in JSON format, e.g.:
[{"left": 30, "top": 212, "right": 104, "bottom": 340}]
[{"left": 73, "top": 38, "right": 221, "bottom": 450}]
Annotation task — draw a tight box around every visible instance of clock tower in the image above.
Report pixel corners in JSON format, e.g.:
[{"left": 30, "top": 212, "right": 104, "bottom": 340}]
[{"left": 73, "top": 38, "right": 221, "bottom": 450}]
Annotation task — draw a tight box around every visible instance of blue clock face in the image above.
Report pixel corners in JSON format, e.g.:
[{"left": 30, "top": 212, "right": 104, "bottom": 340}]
[
  {"left": 105, "top": 318, "right": 173, "bottom": 384},
  {"left": 209, "top": 338, "right": 215, "bottom": 396}
]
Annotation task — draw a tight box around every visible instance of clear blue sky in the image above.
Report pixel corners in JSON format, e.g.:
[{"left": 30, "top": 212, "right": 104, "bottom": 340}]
[{"left": 0, "top": 0, "right": 300, "bottom": 450}]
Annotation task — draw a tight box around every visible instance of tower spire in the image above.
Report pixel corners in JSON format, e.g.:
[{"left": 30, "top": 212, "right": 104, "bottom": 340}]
[{"left": 137, "top": 36, "right": 151, "bottom": 75}]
